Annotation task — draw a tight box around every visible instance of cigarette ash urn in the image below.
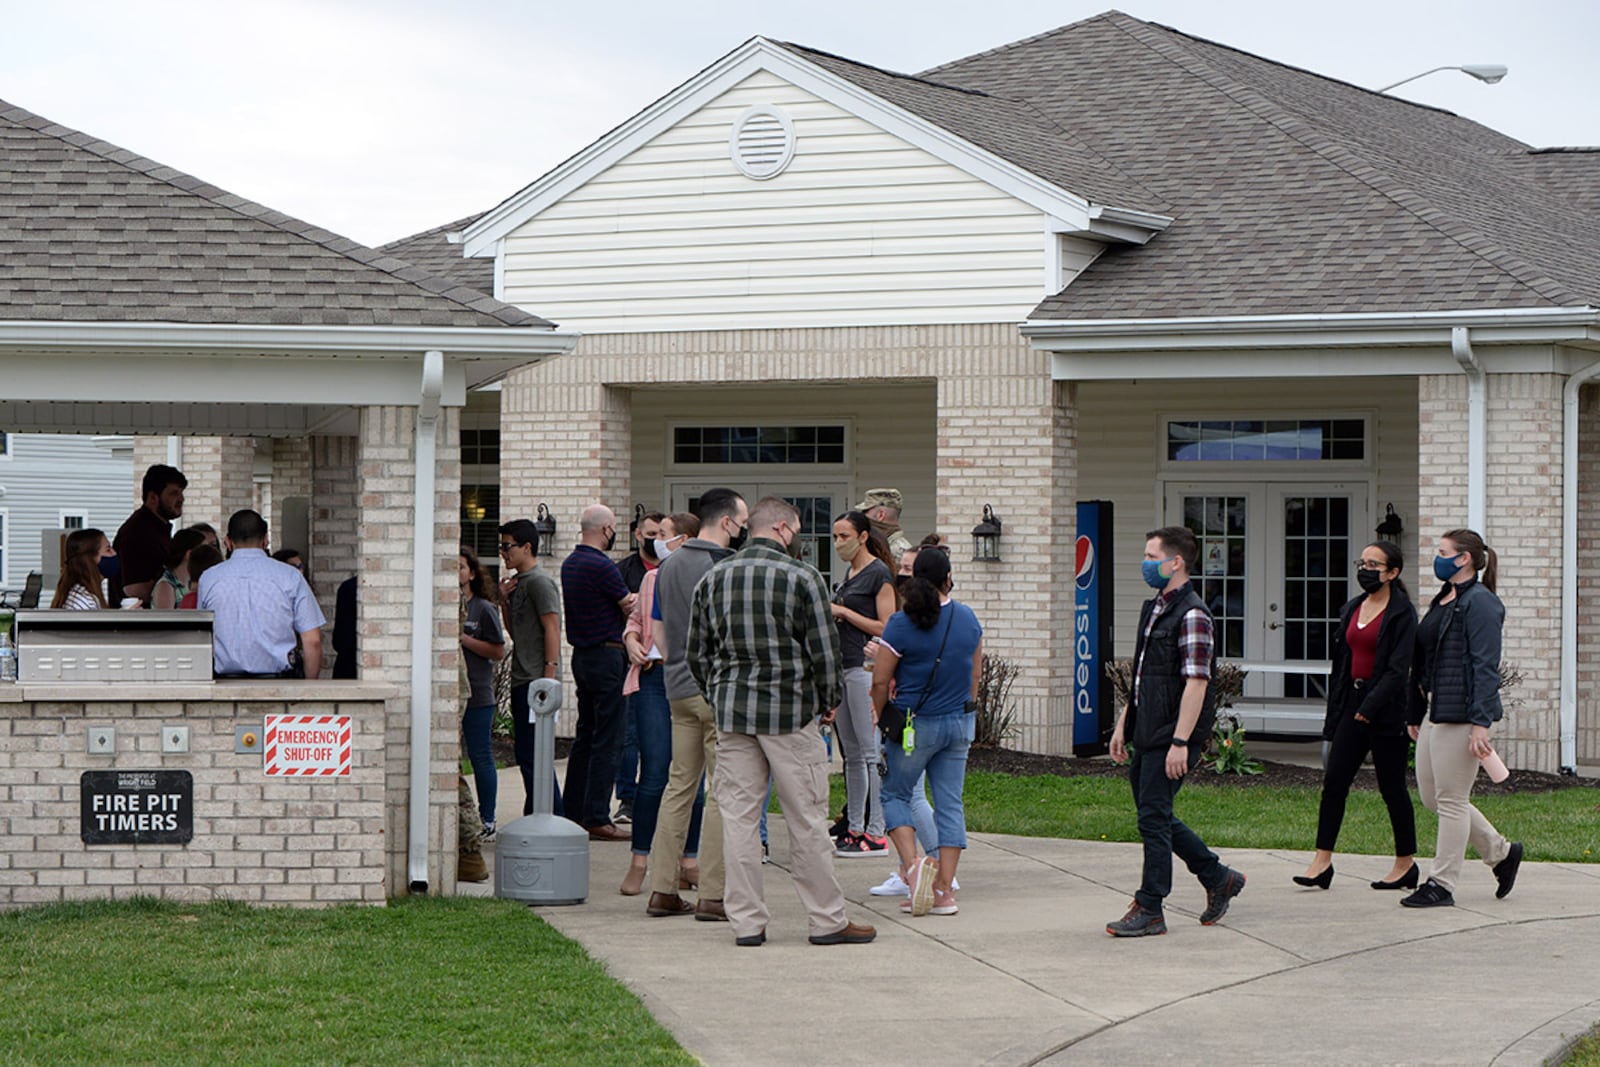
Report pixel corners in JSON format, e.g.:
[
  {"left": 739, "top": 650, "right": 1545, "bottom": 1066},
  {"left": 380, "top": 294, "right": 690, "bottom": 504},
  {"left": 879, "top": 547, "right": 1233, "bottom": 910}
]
[{"left": 493, "top": 679, "right": 588, "bottom": 905}]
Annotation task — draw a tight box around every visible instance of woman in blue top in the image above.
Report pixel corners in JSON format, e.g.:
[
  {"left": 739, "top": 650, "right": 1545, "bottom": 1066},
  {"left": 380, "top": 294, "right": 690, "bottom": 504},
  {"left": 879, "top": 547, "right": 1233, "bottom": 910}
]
[{"left": 870, "top": 547, "right": 983, "bottom": 917}]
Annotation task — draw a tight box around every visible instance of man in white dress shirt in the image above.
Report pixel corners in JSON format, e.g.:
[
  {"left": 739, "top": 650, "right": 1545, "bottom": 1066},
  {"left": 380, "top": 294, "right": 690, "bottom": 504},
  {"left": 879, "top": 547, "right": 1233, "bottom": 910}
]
[{"left": 199, "top": 509, "right": 326, "bottom": 678}]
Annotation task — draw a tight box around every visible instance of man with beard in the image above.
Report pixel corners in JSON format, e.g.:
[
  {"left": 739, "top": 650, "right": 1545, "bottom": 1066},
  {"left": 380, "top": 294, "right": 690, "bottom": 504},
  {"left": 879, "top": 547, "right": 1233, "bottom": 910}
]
[
  {"left": 688, "top": 496, "right": 875, "bottom": 948},
  {"left": 111, "top": 464, "right": 187, "bottom": 606}
]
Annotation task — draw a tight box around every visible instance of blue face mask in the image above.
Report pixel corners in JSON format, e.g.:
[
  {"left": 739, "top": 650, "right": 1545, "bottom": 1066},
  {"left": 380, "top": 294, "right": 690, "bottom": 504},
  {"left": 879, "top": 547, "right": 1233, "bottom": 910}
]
[
  {"left": 98, "top": 554, "right": 121, "bottom": 580},
  {"left": 1433, "top": 553, "right": 1463, "bottom": 583},
  {"left": 1141, "top": 557, "right": 1175, "bottom": 590}
]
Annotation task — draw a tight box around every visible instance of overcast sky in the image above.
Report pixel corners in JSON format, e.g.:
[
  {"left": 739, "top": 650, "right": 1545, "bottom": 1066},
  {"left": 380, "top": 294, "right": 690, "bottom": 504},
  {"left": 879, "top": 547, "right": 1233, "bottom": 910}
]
[{"left": 7, "top": 0, "right": 1597, "bottom": 248}]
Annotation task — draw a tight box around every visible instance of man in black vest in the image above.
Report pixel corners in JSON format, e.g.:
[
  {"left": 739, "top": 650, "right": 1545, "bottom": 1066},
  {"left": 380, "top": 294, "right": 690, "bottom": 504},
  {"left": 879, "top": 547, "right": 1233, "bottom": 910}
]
[{"left": 1106, "top": 525, "right": 1245, "bottom": 937}]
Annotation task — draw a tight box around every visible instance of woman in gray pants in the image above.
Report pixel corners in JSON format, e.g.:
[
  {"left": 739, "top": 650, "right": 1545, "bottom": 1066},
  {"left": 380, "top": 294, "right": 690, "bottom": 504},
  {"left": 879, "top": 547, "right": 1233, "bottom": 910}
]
[
  {"left": 1403, "top": 528, "right": 1524, "bottom": 908},
  {"left": 829, "top": 511, "right": 897, "bottom": 857}
]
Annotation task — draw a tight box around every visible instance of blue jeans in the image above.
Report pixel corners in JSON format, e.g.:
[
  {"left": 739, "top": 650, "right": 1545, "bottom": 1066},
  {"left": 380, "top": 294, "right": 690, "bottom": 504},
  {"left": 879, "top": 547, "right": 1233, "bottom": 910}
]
[
  {"left": 615, "top": 691, "right": 639, "bottom": 805},
  {"left": 462, "top": 704, "right": 497, "bottom": 826},
  {"left": 511, "top": 683, "right": 563, "bottom": 817},
  {"left": 883, "top": 711, "right": 973, "bottom": 850},
  {"left": 1129, "top": 746, "right": 1224, "bottom": 912},
  {"left": 629, "top": 666, "right": 703, "bottom": 857},
  {"left": 565, "top": 645, "right": 628, "bottom": 829}
]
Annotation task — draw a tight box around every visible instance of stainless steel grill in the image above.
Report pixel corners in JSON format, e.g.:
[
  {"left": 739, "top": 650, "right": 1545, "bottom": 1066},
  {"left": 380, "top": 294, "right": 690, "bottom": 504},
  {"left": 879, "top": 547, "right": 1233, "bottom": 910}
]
[{"left": 14, "top": 610, "right": 214, "bottom": 683}]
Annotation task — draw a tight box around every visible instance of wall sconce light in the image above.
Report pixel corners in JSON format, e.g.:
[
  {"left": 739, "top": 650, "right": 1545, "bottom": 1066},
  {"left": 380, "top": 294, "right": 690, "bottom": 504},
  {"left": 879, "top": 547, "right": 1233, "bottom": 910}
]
[
  {"left": 971, "top": 504, "right": 1003, "bottom": 563},
  {"left": 535, "top": 503, "right": 557, "bottom": 557},
  {"left": 1375, "top": 503, "right": 1403, "bottom": 542}
]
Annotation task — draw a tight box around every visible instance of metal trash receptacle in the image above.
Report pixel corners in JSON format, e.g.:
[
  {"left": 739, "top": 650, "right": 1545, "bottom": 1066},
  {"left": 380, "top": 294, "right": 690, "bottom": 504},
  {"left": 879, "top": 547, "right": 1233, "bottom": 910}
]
[{"left": 494, "top": 678, "right": 588, "bottom": 905}]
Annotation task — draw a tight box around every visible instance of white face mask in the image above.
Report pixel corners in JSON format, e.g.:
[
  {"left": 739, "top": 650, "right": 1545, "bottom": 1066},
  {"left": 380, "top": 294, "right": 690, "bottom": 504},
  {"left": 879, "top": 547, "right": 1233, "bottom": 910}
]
[{"left": 653, "top": 538, "right": 675, "bottom": 560}]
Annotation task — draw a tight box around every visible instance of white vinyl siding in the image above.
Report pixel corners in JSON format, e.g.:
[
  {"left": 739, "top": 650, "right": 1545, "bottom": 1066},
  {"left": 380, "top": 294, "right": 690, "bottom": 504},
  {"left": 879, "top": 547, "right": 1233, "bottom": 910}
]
[
  {"left": 0, "top": 434, "right": 133, "bottom": 596},
  {"left": 501, "top": 71, "right": 1048, "bottom": 332},
  {"left": 630, "top": 383, "right": 937, "bottom": 540},
  {"left": 1075, "top": 378, "right": 1419, "bottom": 658}
]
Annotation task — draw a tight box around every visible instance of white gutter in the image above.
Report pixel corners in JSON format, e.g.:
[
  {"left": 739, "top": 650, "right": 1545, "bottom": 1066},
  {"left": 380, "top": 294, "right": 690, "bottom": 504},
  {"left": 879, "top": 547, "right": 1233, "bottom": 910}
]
[
  {"left": 1451, "top": 327, "right": 1487, "bottom": 533},
  {"left": 1022, "top": 306, "right": 1600, "bottom": 352},
  {"left": 407, "top": 350, "right": 444, "bottom": 892},
  {"left": 1560, "top": 360, "right": 1600, "bottom": 774},
  {"left": 0, "top": 320, "right": 578, "bottom": 358}
]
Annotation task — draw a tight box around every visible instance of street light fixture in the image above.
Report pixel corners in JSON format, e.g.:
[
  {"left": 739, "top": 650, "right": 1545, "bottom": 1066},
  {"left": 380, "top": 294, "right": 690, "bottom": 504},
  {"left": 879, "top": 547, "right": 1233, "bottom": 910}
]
[{"left": 1377, "top": 65, "right": 1507, "bottom": 94}]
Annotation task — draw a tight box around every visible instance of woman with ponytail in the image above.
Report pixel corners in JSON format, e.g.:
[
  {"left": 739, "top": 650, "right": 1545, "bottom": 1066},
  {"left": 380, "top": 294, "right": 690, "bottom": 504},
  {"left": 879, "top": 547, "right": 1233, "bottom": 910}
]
[
  {"left": 870, "top": 547, "right": 983, "bottom": 917},
  {"left": 1295, "top": 541, "right": 1418, "bottom": 891},
  {"left": 829, "top": 510, "right": 896, "bottom": 858},
  {"left": 1402, "top": 528, "right": 1524, "bottom": 908}
]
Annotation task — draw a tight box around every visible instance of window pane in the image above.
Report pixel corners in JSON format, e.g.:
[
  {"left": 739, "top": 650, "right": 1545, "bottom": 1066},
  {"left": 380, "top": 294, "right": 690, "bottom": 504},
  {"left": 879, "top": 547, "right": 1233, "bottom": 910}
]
[{"left": 670, "top": 424, "right": 848, "bottom": 465}]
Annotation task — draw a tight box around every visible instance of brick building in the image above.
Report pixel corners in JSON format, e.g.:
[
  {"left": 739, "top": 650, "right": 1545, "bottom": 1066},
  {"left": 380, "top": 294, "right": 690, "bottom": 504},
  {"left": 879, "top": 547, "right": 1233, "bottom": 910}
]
[{"left": 386, "top": 12, "right": 1600, "bottom": 772}]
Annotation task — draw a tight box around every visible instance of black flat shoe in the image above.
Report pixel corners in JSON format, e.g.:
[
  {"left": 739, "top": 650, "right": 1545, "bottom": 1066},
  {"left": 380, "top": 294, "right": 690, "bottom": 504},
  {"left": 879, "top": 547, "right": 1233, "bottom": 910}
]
[
  {"left": 1493, "top": 842, "right": 1524, "bottom": 899},
  {"left": 1371, "top": 863, "right": 1420, "bottom": 890},
  {"left": 1292, "top": 866, "right": 1334, "bottom": 889}
]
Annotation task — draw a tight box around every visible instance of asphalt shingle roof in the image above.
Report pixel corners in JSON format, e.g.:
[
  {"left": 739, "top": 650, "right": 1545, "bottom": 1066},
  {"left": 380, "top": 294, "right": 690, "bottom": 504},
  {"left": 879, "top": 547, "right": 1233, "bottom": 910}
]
[
  {"left": 378, "top": 214, "right": 495, "bottom": 296},
  {"left": 908, "top": 12, "right": 1600, "bottom": 319},
  {"left": 0, "top": 100, "right": 550, "bottom": 328}
]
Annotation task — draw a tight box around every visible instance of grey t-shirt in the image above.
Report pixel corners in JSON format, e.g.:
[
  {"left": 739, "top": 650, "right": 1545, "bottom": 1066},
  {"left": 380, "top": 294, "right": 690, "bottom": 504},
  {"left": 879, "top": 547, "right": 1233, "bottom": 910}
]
[
  {"left": 462, "top": 595, "right": 504, "bottom": 708},
  {"left": 834, "top": 558, "right": 891, "bottom": 668},
  {"left": 506, "top": 566, "right": 562, "bottom": 686}
]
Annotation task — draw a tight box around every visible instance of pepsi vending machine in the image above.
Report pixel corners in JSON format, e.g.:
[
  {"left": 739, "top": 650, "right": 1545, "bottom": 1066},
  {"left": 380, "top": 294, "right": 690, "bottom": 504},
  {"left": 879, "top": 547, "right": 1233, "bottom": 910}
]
[{"left": 1073, "top": 501, "right": 1115, "bottom": 756}]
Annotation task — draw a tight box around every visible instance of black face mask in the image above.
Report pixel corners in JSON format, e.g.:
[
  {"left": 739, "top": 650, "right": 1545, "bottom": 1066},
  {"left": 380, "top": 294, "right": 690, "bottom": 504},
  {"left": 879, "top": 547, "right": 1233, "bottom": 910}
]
[
  {"left": 894, "top": 574, "right": 910, "bottom": 589},
  {"left": 603, "top": 529, "right": 618, "bottom": 552},
  {"left": 1356, "top": 569, "right": 1384, "bottom": 594},
  {"left": 785, "top": 533, "right": 805, "bottom": 560},
  {"left": 727, "top": 523, "right": 749, "bottom": 551}
]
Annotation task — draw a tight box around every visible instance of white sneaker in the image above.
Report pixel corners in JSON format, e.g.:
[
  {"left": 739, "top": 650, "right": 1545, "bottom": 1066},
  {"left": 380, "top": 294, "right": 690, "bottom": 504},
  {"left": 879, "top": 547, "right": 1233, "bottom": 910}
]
[{"left": 870, "top": 870, "right": 910, "bottom": 897}]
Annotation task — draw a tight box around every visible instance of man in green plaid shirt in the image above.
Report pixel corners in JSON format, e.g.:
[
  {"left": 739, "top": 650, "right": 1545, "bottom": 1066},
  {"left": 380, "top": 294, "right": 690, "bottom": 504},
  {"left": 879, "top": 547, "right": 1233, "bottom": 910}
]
[{"left": 688, "top": 496, "right": 876, "bottom": 948}]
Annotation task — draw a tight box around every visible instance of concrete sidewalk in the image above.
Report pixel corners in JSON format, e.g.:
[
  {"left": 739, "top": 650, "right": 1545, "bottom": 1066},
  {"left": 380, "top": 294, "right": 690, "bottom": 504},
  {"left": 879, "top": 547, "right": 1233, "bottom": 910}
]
[{"left": 462, "top": 772, "right": 1600, "bottom": 1065}]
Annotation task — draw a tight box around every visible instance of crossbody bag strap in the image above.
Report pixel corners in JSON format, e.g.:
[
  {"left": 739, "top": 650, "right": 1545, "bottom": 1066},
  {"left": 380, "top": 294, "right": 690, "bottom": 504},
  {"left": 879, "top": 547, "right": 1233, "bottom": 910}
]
[{"left": 908, "top": 607, "right": 956, "bottom": 721}]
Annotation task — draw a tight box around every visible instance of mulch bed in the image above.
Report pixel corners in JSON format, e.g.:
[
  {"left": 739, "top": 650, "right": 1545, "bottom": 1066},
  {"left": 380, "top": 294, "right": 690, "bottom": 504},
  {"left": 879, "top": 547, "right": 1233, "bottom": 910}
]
[{"left": 966, "top": 745, "right": 1599, "bottom": 795}]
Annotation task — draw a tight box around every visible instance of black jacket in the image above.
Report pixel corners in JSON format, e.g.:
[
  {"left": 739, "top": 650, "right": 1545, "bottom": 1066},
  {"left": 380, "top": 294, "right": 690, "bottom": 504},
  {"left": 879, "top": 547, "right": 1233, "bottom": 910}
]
[
  {"left": 1324, "top": 585, "right": 1416, "bottom": 739},
  {"left": 1409, "top": 578, "right": 1505, "bottom": 728},
  {"left": 1127, "top": 583, "right": 1217, "bottom": 751}
]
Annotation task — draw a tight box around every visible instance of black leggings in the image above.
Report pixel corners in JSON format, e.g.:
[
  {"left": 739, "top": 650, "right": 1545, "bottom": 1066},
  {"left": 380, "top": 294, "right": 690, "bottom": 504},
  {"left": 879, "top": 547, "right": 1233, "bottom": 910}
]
[{"left": 1315, "top": 690, "right": 1417, "bottom": 855}]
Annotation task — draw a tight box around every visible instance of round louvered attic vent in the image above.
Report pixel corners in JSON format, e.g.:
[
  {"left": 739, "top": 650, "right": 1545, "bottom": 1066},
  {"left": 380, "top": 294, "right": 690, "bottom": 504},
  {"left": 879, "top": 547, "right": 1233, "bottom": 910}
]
[{"left": 729, "top": 105, "right": 796, "bottom": 180}]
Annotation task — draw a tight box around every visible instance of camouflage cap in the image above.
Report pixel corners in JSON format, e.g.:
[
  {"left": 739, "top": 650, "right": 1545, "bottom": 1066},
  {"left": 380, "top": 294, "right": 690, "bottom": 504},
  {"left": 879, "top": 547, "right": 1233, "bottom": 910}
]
[{"left": 855, "top": 487, "right": 904, "bottom": 512}]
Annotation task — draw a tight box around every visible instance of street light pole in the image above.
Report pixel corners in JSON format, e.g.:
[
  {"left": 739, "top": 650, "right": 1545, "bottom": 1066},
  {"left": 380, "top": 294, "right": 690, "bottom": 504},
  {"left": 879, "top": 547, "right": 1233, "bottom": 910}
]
[{"left": 1377, "top": 64, "right": 1508, "bottom": 94}]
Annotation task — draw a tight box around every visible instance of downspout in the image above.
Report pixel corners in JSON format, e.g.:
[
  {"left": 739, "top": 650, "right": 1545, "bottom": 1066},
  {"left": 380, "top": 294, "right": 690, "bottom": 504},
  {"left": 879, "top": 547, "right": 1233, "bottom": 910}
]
[
  {"left": 408, "top": 350, "right": 444, "bottom": 892},
  {"left": 1451, "top": 327, "right": 1487, "bottom": 533},
  {"left": 1560, "top": 360, "right": 1600, "bottom": 775}
]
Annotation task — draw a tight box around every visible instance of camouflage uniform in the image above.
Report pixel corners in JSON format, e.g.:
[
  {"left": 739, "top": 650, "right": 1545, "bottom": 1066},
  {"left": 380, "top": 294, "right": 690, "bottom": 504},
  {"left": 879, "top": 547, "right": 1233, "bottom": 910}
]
[{"left": 458, "top": 595, "right": 487, "bottom": 881}]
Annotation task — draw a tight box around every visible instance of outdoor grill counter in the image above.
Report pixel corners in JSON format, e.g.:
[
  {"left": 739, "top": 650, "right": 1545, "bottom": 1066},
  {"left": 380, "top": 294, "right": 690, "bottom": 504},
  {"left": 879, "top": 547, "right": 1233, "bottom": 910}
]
[
  {"left": 12, "top": 609, "right": 214, "bottom": 683},
  {"left": 0, "top": 610, "right": 409, "bottom": 908}
]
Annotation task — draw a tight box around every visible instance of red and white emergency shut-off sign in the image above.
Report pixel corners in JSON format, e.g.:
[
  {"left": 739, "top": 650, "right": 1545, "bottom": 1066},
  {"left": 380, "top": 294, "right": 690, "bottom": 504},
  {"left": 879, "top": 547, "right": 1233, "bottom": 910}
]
[{"left": 263, "top": 715, "right": 351, "bottom": 776}]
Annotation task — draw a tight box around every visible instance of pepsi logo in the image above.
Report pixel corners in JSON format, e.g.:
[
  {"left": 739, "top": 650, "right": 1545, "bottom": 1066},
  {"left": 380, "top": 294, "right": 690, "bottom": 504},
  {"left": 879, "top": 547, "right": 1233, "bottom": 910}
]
[{"left": 1075, "top": 535, "right": 1095, "bottom": 589}]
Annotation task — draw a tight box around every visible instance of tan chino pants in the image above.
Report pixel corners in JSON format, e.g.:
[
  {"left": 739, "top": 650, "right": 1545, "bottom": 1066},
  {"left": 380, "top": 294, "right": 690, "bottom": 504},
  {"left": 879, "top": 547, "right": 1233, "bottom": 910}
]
[
  {"left": 648, "top": 694, "right": 724, "bottom": 899},
  {"left": 1416, "top": 718, "right": 1512, "bottom": 893}
]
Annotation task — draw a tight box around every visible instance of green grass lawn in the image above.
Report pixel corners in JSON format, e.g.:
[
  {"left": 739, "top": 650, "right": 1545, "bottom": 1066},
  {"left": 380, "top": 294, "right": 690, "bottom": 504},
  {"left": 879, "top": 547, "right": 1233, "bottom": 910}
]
[
  {"left": 829, "top": 770, "right": 1600, "bottom": 862},
  {"left": 0, "top": 896, "right": 693, "bottom": 1067}
]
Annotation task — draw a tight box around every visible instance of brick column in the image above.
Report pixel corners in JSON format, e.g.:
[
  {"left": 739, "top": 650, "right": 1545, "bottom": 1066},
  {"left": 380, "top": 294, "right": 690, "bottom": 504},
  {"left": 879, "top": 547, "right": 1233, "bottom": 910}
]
[
  {"left": 271, "top": 435, "right": 313, "bottom": 548},
  {"left": 1578, "top": 386, "right": 1600, "bottom": 765},
  {"left": 936, "top": 344, "right": 1076, "bottom": 755},
  {"left": 1418, "top": 372, "right": 1561, "bottom": 772},
  {"left": 310, "top": 435, "right": 360, "bottom": 656},
  {"left": 175, "top": 437, "right": 257, "bottom": 533},
  {"left": 358, "top": 404, "right": 463, "bottom": 893}
]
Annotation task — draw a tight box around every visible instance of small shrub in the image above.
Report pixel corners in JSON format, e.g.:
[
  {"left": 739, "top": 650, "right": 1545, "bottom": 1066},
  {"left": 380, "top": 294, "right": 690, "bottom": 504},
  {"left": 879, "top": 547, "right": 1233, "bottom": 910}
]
[
  {"left": 1206, "top": 712, "right": 1263, "bottom": 775},
  {"left": 973, "top": 654, "right": 1019, "bottom": 748}
]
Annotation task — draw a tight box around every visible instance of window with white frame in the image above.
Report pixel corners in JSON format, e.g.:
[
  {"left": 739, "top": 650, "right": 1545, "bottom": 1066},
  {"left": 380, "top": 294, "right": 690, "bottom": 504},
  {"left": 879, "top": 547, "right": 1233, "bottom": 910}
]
[
  {"left": 1166, "top": 419, "right": 1366, "bottom": 462},
  {"left": 671, "top": 424, "right": 847, "bottom": 466},
  {"left": 59, "top": 511, "right": 87, "bottom": 531}
]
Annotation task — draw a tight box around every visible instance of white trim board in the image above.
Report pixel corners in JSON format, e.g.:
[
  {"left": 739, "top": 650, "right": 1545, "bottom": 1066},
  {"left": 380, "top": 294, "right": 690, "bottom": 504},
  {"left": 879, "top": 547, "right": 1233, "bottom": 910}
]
[{"left": 461, "top": 37, "right": 1169, "bottom": 260}]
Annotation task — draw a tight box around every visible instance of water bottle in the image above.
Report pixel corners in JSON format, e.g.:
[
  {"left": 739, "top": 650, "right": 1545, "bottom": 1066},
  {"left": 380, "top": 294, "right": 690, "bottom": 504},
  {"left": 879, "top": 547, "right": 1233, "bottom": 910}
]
[{"left": 0, "top": 632, "right": 16, "bottom": 683}]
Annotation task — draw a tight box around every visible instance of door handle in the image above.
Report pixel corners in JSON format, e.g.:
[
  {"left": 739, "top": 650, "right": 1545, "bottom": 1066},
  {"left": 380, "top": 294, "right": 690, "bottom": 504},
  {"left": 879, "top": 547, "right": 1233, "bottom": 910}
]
[{"left": 1267, "top": 621, "right": 1281, "bottom": 630}]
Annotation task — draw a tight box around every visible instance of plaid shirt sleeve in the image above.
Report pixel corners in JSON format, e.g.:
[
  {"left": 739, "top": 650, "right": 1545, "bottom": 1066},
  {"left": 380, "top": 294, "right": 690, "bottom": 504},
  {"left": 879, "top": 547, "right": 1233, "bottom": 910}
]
[{"left": 1179, "top": 606, "right": 1214, "bottom": 679}]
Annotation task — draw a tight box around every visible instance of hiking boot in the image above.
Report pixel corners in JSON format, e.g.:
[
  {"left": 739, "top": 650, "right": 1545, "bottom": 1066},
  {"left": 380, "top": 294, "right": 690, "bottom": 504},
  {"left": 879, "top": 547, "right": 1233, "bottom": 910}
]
[
  {"left": 1106, "top": 901, "right": 1166, "bottom": 937},
  {"left": 1401, "top": 879, "right": 1456, "bottom": 908},
  {"left": 458, "top": 851, "right": 489, "bottom": 883},
  {"left": 1493, "top": 842, "right": 1524, "bottom": 899},
  {"left": 1200, "top": 867, "right": 1246, "bottom": 925},
  {"left": 808, "top": 921, "right": 877, "bottom": 945}
]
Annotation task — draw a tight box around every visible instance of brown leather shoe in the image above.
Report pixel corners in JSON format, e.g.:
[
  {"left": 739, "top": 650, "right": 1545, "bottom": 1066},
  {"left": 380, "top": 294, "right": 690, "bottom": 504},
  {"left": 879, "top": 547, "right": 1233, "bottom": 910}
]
[
  {"left": 646, "top": 891, "right": 694, "bottom": 917},
  {"left": 587, "top": 823, "right": 631, "bottom": 843},
  {"left": 694, "top": 898, "right": 728, "bottom": 922},
  {"left": 808, "top": 920, "right": 877, "bottom": 945},
  {"left": 457, "top": 851, "right": 489, "bottom": 883}
]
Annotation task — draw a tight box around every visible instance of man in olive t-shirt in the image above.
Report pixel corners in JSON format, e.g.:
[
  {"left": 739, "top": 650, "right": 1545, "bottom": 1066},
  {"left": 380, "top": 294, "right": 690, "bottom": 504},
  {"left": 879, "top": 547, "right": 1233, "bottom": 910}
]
[{"left": 498, "top": 519, "right": 563, "bottom": 816}]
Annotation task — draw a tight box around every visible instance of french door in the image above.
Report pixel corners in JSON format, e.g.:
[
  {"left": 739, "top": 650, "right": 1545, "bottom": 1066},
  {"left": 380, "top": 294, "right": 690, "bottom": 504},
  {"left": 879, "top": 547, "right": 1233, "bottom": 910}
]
[
  {"left": 1162, "top": 482, "right": 1369, "bottom": 699},
  {"left": 668, "top": 480, "right": 849, "bottom": 586}
]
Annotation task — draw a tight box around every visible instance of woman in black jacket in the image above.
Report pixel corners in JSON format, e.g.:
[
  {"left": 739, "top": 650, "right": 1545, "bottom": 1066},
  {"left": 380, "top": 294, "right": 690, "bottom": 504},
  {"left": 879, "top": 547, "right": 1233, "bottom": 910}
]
[
  {"left": 1295, "top": 541, "right": 1418, "bottom": 890},
  {"left": 1401, "top": 528, "right": 1523, "bottom": 908}
]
